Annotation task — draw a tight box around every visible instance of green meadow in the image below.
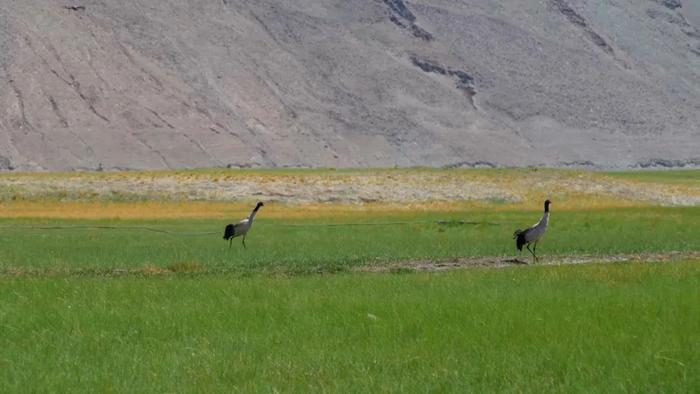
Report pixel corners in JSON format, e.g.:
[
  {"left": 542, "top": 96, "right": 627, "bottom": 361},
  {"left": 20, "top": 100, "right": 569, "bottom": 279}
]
[
  {"left": 0, "top": 206, "right": 699, "bottom": 274},
  {"left": 2, "top": 262, "right": 699, "bottom": 392},
  {"left": 1, "top": 169, "right": 699, "bottom": 392}
]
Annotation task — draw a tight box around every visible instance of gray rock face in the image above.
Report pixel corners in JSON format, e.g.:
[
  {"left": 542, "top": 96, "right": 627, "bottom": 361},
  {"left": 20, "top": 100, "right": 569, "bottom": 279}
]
[{"left": 0, "top": 0, "right": 698, "bottom": 171}]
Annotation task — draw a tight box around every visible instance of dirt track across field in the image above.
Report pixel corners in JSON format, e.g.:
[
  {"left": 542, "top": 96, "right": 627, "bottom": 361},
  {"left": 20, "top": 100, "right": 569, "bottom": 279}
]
[
  {"left": 2, "top": 251, "right": 699, "bottom": 278},
  {"left": 357, "top": 251, "right": 700, "bottom": 273}
]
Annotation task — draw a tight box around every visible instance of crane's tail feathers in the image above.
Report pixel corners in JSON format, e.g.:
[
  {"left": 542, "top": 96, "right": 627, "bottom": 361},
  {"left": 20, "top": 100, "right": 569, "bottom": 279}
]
[
  {"left": 513, "top": 229, "right": 522, "bottom": 239},
  {"left": 223, "top": 224, "right": 235, "bottom": 240},
  {"left": 515, "top": 231, "right": 527, "bottom": 251}
]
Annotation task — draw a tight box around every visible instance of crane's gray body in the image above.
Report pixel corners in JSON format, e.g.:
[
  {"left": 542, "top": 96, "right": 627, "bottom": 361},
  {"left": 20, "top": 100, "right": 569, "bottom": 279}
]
[
  {"left": 518, "top": 213, "right": 549, "bottom": 245},
  {"left": 514, "top": 200, "right": 551, "bottom": 261},
  {"left": 224, "top": 202, "right": 263, "bottom": 248}
]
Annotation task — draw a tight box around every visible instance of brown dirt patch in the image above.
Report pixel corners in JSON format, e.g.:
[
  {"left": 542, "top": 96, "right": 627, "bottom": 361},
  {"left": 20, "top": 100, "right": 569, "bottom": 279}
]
[
  {"left": 2, "top": 252, "right": 699, "bottom": 278},
  {"left": 356, "top": 251, "right": 700, "bottom": 273}
]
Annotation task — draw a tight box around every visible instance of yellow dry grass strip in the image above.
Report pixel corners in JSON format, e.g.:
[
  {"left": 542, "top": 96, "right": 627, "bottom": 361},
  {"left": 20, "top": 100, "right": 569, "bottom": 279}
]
[
  {"left": 0, "top": 201, "right": 248, "bottom": 220},
  {"left": 0, "top": 201, "right": 465, "bottom": 220},
  {"left": 0, "top": 199, "right": 656, "bottom": 220}
]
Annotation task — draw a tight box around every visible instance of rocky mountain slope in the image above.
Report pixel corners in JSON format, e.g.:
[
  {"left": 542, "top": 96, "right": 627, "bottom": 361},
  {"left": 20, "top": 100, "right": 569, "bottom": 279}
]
[{"left": 1, "top": 0, "right": 699, "bottom": 171}]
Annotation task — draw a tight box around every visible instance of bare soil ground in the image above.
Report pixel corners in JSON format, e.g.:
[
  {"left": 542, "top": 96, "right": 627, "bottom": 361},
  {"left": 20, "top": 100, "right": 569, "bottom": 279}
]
[
  {"left": 3, "top": 251, "right": 699, "bottom": 278},
  {"left": 359, "top": 251, "right": 700, "bottom": 273}
]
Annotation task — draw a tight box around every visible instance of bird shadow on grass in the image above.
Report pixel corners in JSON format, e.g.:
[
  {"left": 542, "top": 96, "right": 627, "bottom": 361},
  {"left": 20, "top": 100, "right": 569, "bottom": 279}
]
[{"left": 501, "top": 258, "right": 529, "bottom": 265}]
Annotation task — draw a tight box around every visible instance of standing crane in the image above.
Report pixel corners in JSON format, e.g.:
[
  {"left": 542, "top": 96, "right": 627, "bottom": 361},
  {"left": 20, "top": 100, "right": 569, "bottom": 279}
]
[
  {"left": 224, "top": 202, "right": 264, "bottom": 248},
  {"left": 513, "top": 199, "right": 551, "bottom": 263}
]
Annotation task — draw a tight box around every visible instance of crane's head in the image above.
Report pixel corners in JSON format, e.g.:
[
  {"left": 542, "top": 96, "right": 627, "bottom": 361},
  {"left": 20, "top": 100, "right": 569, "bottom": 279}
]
[
  {"left": 256, "top": 201, "right": 265, "bottom": 209},
  {"left": 544, "top": 199, "right": 551, "bottom": 211}
]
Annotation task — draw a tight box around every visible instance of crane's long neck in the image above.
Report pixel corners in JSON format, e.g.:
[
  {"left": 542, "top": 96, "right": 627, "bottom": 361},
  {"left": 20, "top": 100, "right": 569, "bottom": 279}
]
[
  {"left": 248, "top": 206, "right": 261, "bottom": 221},
  {"left": 540, "top": 204, "right": 549, "bottom": 227}
]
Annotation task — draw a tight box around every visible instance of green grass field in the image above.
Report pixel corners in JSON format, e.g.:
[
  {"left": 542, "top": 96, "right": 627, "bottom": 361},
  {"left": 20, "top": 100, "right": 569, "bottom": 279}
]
[
  {"left": 1, "top": 206, "right": 699, "bottom": 274},
  {"left": 2, "top": 262, "right": 699, "bottom": 392},
  {"left": 1, "top": 169, "right": 699, "bottom": 392}
]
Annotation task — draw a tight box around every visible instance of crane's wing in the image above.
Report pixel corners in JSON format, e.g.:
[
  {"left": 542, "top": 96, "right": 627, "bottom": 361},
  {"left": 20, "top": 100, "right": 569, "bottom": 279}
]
[
  {"left": 514, "top": 228, "right": 531, "bottom": 251},
  {"left": 223, "top": 224, "right": 235, "bottom": 240}
]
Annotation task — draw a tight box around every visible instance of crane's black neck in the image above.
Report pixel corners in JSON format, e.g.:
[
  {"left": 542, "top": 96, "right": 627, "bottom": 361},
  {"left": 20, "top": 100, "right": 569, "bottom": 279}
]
[
  {"left": 544, "top": 200, "right": 550, "bottom": 213},
  {"left": 247, "top": 203, "right": 263, "bottom": 221}
]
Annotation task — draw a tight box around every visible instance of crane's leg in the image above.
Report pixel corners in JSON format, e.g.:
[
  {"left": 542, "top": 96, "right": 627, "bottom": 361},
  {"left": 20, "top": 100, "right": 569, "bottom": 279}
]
[
  {"left": 526, "top": 244, "right": 536, "bottom": 262},
  {"left": 229, "top": 237, "right": 233, "bottom": 249},
  {"left": 242, "top": 234, "right": 247, "bottom": 249},
  {"left": 533, "top": 242, "right": 538, "bottom": 262}
]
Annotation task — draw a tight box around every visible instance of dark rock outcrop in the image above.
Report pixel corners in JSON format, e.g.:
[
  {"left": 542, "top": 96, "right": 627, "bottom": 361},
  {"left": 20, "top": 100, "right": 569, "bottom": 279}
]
[
  {"left": 0, "top": 155, "right": 13, "bottom": 170},
  {"left": 655, "top": 0, "right": 682, "bottom": 10}
]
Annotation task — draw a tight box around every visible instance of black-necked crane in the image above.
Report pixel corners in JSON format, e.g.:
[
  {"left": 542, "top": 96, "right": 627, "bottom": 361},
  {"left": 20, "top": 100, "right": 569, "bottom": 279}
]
[
  {"left": 513, "top": 199, "right": 551, "bottom": 263},
  {"left": 224, "top": 202, "right": 264, "bottom": 248}
]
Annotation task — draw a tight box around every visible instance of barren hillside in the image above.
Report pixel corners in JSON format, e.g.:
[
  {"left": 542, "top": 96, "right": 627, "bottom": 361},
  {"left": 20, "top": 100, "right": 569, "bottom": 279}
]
[{"left": 0, "top": 0, "right": 699, "bottom": 171}]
